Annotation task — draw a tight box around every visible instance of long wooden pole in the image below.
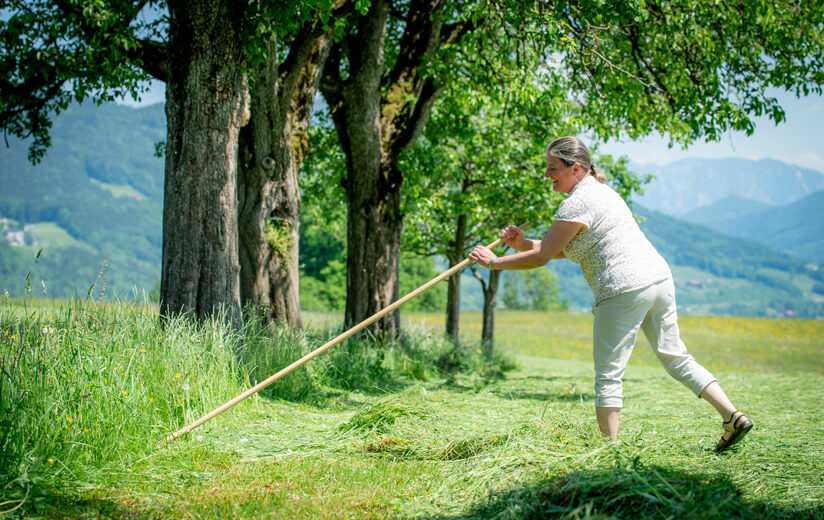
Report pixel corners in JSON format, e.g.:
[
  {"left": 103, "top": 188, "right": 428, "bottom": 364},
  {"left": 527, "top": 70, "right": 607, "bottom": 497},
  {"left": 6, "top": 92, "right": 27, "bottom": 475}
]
[{"left": 160, "top": 225, "right": 527, "bottom": 445}]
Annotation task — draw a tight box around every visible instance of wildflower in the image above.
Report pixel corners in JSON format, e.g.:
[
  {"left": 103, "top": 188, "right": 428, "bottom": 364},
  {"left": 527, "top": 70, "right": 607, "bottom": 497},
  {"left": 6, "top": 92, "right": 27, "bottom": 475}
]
[
  {"left": 477, "top": 349, "right": 482, "bottom": 354},
  {"left": 83, "top": 428, "right": 89, "bottom": 433},
  {"left": 140, "top": 348, "right": 146, "bottom": 352},
  {"left": 182, "top": 383, "right": 190, "bottom": 391},
  {"left": 47, "top": 458, "right": 54, "bottom": 465},
  {"left": 175, "top": 373, "right": 181, "bottom": 378},
  {"left": 67, "top": 417, "right": 73, "bottom": 423},
  {"left": 41, "top": 325, "right": 54, "bottom": 335},
  {"left": 122, "top": 390, "right": 128, "bottom": 397},
  {"left": 159, "top": 335, "right": 163, "bottom": 340},
  {"left": 148, "top": 397, "right": 154, "bottom": 402}
]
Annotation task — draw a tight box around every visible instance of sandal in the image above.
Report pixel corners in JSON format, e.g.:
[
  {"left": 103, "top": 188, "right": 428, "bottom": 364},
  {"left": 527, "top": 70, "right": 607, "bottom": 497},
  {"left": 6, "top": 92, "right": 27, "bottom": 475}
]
[{"left": 716, "top": 410, "right": 753, "bottom": 452}]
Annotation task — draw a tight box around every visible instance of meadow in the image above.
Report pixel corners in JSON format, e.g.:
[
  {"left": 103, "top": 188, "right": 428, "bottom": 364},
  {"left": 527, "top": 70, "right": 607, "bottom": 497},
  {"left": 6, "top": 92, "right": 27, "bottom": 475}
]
[{"left": 1, "top": 299, "right": 823, "bottom": 519}]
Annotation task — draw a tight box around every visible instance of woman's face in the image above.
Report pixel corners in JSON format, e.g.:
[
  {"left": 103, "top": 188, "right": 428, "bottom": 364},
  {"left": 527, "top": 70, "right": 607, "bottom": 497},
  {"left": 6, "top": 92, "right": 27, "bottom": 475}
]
[{"left": 545, "top": 153, "right": 582, "bottom": 193}]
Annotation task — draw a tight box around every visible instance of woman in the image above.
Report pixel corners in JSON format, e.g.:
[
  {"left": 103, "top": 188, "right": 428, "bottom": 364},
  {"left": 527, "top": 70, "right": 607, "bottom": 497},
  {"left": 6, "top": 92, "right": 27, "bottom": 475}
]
[{"left": 469, "top": 136, "right": 752, "bottom": 451}]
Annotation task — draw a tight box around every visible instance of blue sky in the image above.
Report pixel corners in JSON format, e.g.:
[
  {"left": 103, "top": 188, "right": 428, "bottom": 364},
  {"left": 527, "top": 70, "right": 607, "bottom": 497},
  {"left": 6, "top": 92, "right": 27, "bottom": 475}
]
[
  {"left": 598, "top": 89, "right": 824, "bottom": 173},
  {"left": 121, "top": 82, "right": 823, "bottom": 173}
]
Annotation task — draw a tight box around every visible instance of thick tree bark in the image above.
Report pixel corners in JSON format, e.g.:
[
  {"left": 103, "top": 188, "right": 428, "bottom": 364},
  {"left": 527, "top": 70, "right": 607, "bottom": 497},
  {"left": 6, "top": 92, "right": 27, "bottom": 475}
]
[
  {"left": 238, "top": 27, "right": 333, "bottom": 328},
  {"left": 321, "top": 0, "right": 396, "bottom": 334},
  {"left": 320, "top": 0, "right": 449, "bottom": 337},
  {"left": 476, "top": 269, "right": 501, "bottom": 355},
  {"left": 160, "top": 0, "right": 247, "bottom": 329},
  {"left": 445, "top": 213, "right": 467, "bottom": 341}
]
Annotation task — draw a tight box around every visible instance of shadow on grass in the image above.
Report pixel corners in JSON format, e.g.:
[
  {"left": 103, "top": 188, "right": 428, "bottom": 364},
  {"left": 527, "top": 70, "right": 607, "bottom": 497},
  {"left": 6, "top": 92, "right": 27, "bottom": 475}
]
[
  {"left": 425, "top": 464, "right": 822, "bottom": 520},
  {"left": 0, "top": 483, "right": 164, "bottom": 520}
]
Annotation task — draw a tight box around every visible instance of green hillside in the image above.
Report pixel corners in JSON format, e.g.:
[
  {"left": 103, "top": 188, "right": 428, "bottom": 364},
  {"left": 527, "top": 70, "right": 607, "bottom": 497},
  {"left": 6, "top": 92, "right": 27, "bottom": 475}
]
[
  {"left": 0, "top": 102, "right": 165, "bottom": 298},
  {"left": 636, "top": 206, "right": 824, "bottom": 318},
  {"left": 683, "top": 195, "right": 773, "bottom": 225},
  {"left": 686, "top": 191, "right": 824, "bottom": 264}
]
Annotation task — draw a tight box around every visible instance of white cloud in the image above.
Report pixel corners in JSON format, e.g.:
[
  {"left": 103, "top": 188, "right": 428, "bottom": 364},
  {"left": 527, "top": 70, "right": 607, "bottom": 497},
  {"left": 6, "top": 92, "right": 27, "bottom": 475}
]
[
  {"left": 807, "top": 103, "right": 824, "bottom": 113},
  {"left": 794, "top": 151, "right": 824, "bottom": 173}
]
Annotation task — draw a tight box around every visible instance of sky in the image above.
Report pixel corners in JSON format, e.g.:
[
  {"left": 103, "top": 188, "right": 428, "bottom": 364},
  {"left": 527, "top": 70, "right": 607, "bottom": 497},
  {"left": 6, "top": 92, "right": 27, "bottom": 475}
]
[{"left": 119, "top": 82, "right": 823, "bottom": 174}]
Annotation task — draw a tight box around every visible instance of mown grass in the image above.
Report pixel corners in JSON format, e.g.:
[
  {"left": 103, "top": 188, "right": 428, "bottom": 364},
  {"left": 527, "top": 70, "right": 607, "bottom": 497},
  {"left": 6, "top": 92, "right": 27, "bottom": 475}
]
[{"left": 2, "top": 301, "right": 822, "bottom": 519}]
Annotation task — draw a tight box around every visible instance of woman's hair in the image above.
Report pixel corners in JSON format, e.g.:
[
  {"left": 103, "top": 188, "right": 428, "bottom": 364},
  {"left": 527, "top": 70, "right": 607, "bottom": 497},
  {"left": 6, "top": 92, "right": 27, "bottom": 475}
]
[{"left": 547, "top": 137, "right": 607, "bottom": 184}]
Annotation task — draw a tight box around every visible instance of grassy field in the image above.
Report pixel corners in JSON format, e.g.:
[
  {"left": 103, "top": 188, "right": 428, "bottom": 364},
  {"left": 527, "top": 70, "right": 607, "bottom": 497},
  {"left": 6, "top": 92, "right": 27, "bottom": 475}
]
[{"left": 2, "top": 300, "right": 823, "bottom": 519}]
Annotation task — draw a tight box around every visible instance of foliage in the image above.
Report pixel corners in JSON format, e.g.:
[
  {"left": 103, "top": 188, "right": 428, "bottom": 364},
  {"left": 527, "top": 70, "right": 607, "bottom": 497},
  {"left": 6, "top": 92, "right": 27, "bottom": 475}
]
[
  {"left": 0, "top": 0, "right": 168, "bottom": 162},
  {"left": 501, "top": 269, "right": 569, "bottom": 311}
]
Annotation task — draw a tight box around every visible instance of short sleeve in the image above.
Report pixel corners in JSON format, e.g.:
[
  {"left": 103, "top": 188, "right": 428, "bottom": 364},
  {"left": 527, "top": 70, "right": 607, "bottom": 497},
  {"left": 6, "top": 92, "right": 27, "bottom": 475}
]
[{"left": 554, "top": 195, "right": 593, "bottom": 228}]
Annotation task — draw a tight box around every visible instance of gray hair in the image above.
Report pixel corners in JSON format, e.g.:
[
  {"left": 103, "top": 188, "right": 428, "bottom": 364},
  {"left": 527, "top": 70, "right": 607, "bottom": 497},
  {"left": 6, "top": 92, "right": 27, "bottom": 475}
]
[{"left": 547, "top": 137, "right": 606, "bottom": 183}]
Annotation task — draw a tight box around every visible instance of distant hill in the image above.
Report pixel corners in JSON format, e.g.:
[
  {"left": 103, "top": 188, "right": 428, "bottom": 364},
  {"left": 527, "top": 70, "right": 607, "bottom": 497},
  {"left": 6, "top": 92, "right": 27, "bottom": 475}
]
[
  {"left": 632, "top": 158, "right": 824, "bottom": 216},
  {"left": 683, "top": 190, "right": 824, "bottom": 264},
  {"left": 0, "top": 102, "right": 165, "bottom": 298},
  {"left": 683, "top": 195, "right": 773, "bottom": 225}
]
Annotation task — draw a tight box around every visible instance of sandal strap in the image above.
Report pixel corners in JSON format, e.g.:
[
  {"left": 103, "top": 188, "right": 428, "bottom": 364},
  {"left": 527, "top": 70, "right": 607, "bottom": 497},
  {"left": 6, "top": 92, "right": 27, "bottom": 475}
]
[{"left": 723, "top": 411, "right": 743, "bottom": 432}]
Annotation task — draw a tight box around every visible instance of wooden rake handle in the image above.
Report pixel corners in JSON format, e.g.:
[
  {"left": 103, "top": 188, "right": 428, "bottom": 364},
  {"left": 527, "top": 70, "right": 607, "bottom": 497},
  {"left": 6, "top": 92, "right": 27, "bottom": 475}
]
[{"left": 160, "top": 223, "right": 529, "bottom": 445}]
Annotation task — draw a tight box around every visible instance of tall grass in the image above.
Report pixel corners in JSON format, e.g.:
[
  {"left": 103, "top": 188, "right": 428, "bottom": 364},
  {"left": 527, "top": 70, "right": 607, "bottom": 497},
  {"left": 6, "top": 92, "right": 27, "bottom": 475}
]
[
  {"left": 0, "top": 298, "right": 512, "bottom": 505},
  {"left": 0, "top": 298, "right": 245, "bottom": 486}
]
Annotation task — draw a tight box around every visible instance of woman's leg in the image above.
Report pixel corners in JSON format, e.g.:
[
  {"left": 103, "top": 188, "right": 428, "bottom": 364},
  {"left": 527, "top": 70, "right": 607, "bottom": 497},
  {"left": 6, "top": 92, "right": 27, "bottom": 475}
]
[
  {"left": 642, "top": 279, "right": 752, "bottom": 447},
  {"left": 592, "top": 287, "right": 653, "bottom": 439},
  {"left": 596, "top": 406, "right": 621, "bottom": 439},
  {"left": 640, "top": 279, "right": 716, "bottom": 399}
]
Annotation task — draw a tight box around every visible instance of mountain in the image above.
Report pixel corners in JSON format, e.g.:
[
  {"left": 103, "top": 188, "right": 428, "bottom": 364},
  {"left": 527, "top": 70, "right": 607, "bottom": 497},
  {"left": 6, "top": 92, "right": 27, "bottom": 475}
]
[
  {"left": 632, "top": 158, "right": 824, "bottom": 216},
  {"left": 682, "top": 195, "right": 773, "bottom": 226},
  {"left": 683, "top": 190, "right": 824, "bottom": 264},
  {"left": 0, "top": 102, "right": 165, "bottom": 298}
]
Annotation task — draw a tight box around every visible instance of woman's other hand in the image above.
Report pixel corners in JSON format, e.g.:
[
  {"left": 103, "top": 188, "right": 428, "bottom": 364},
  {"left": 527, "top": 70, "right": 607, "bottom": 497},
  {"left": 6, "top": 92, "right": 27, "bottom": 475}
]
[{"left": 501, "top": 225, "right": 527, "bottom": 251}]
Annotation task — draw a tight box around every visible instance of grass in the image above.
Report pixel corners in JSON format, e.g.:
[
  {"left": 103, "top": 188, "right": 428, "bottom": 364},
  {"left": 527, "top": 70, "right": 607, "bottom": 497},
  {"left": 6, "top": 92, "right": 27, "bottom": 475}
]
[
  {"left": 24, "top": 223, "right": 97, "bottom": 254},
  {"left": 88, "top": 178, "right": 146, "bottom": 200},
  {"left": 2, "top": 301, "right": 823, "bottom": 519}
]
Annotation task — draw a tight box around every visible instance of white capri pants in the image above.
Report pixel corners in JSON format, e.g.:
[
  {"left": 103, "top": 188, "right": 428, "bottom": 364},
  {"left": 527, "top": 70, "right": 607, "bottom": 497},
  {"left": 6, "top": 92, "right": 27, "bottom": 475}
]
[{"left": 592, "top": 278, "right": 716, "bottom": 408}]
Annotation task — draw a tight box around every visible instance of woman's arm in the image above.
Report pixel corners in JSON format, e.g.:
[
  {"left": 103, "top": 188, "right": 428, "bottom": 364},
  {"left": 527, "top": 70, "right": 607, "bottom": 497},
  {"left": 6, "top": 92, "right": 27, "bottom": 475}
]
[{"left": 470, "top": 220, "right": 583, "bottom": 270}]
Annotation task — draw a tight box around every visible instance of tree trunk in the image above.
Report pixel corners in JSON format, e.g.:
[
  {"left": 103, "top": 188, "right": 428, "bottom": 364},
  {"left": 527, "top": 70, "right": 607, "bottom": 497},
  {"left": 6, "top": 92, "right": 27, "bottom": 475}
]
[
  {"left": 161, "top": 0, "right": 247, "bottom": 329},
  {"left": 319, "top": 0, "right": 399, "bottom": 336},
  {"left": 445, "top": 213, "right": 467, "bottom": 342},
  {"left": 481, "top": 270, "right": 501, "bottom": 355},
  {"left": 238, "top": 28, "right": 333, "bottom": 329},
  {"left": 345, "top": 160, "right": 403, "bottom": 336},
  {"left": 319, "top": 0, "right": 455, "bottom": 338}
]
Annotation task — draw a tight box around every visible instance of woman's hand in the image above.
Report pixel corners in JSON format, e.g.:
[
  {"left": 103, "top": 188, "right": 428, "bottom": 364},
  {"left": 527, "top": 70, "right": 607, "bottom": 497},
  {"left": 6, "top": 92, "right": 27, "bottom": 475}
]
[
  {"left": 501, "top": 225, "right": 528, "bottom": 251},
  {"left": 469, "top": 245, "right": 496, "bottom": 269}
]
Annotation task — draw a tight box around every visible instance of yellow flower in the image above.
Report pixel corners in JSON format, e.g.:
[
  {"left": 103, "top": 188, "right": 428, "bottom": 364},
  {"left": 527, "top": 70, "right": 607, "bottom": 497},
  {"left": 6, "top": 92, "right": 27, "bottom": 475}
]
[
  {"left": 47, "top": 458, "right": 54, "bottom": 465},
  {"left": 83, "top": 428, "right": 89, "bottom": 433},
  {"left": 148, "top": 397, "right": 154, "bottom": 402},
  {"left": 175, "top": 373, "right": 181, "bottom": 378},
  {"left": 477, "top": 349, "right": 482, "bottom": 354},
  {"left": 67, "top": 417, "right": 73, "bottom": 423},
  {"left": 140, "top": 348, "right": 146, "bottom": 352},
  {"left": 122, "top": 390, "right": 128, "bottom": 397},
  {"left": 159, "top": 336, "right": 163, "bottom": 340}
]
